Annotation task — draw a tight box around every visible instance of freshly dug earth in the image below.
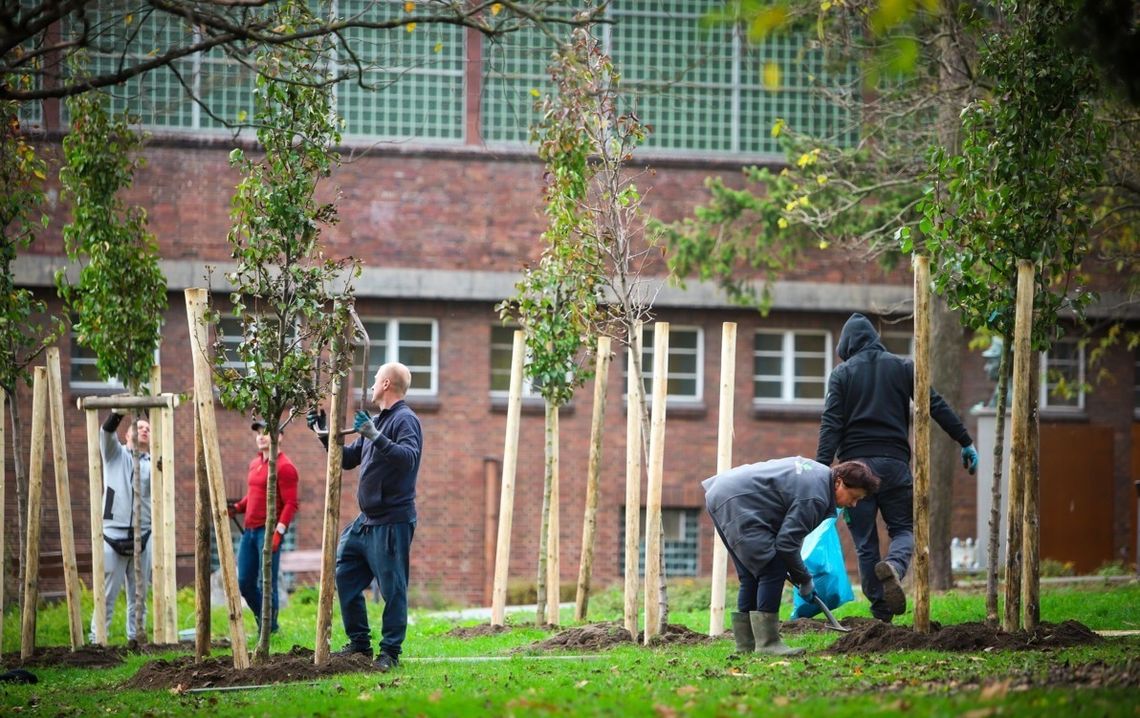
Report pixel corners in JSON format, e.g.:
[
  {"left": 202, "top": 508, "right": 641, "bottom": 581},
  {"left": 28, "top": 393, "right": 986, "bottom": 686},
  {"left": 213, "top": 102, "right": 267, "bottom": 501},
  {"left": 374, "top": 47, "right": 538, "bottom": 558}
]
[
  {"left": 446, "top": 623, "right": 513, "bottom": 638},
  {"left": 782, "top": 616, "right": 879, "bottom": 635},
  {"left": 828, "top": 619, "right": 1104, "bottom": 654},
  {"left": 520, "top": 622, "right": 718, "bottom": 652},
  {"left": 3, "top": 641, "right": 209, "bottom": 669},
  {"left": 124, "top": 646, "right": 381, "bottom": 691},
  {"left": 860, "top": 657, "right": 1140, "bottom": 695}
]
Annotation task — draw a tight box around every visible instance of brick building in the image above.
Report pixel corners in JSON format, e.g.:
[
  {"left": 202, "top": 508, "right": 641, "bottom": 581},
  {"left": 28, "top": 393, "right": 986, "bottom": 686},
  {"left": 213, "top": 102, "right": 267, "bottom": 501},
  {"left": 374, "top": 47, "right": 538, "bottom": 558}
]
[{"left": 7, "top": 3, "right": 1138, "bottom": 609}]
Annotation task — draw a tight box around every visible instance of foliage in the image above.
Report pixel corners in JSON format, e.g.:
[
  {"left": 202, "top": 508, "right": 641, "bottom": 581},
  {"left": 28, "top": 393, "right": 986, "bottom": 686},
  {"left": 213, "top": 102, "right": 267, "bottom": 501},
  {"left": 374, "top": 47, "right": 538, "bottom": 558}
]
[
  {"left": 56, "top": 78, "right": 167, "bottom": 391},
  {"left": 916, "top": 0, "right": 1106, "bottom": 350},
  {"left": 0, "top": 100, "right": 61, "bottom": 396},
  {"left": 211, "top": 0, "right": 359, "bottom": 657}
]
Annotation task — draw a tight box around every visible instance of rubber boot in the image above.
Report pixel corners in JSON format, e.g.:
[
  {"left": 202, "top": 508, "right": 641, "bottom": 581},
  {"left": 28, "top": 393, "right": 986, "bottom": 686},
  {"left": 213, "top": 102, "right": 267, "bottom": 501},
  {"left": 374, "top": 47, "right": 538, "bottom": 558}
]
[
  {"left": 750, "top": 611, "right": 806, "bottom": 656},
  {"left": 730, "top": 612, "right": 755, "bottom": 653}
]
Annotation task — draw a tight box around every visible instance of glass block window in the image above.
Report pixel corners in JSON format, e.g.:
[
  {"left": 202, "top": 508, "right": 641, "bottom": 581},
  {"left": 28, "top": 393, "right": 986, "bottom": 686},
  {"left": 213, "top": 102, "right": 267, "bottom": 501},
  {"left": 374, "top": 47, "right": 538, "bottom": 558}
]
[
  {"left": 356, "top": 318, "right": 438, "bottom": 396},
  {"left": 881, "top": 332, "right": 914, "bottom": 359},
  {"left": 483, "top": 1, "right": 857, "bottom": 156},
  {"left": 628, "top": 325, "right": 703, "bottom": 401},
  {"left": 337, "top": 0, "right": 465, "bottom": 142},
  {"left": 1040, "top": 337, "right": 1084, "bottom": 411},
  {"left": 753, "top": 329, "right": 831, "bottom": 403},
  {"left": 490, "top": 325, "right": 542, "bottom": 398},
  {"left": 619, "top": 507, "right": 700, "bottom": 577}
]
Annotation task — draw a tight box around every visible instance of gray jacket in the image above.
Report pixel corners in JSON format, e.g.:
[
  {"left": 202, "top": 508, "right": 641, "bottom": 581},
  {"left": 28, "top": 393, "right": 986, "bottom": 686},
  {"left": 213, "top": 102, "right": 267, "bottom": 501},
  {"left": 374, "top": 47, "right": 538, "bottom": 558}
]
[
  {"left": 100, "top": 426, "right": 151, "bottom": 537},
  {"left": 702, "top": 457, "right": 835, "bottom": 585}
]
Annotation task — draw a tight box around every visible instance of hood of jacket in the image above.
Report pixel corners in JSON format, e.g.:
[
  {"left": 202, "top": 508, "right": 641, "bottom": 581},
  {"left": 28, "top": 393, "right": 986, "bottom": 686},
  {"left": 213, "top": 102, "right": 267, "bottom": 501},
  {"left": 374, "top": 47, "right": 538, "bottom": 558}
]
[{"left": 837, "top": 313, "right": 886, "bottom": 361}]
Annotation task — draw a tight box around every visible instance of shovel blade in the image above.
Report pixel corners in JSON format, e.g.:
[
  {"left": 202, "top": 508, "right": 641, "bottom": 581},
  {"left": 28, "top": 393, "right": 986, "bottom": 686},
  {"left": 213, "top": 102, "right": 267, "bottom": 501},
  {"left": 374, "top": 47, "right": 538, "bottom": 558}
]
[{"left": 813, "top": 595, "right": 850, "bottom": 632}]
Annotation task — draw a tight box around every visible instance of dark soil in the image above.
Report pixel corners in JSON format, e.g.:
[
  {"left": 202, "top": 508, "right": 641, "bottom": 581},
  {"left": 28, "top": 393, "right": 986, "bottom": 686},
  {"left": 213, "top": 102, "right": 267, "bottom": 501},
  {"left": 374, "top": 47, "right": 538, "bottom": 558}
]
[
  {"left": 3, "top": 640, "right": 233, "bottom": 670},
  {"left": 123, "top": 645, "right": 381, "bottom": 691},
  {"left": 519, "top": 622, "right": 717, "bottom": 653},
  {"left": 446, "top": 623, "right": 512, "bottom": 638},
  {"left": 782, "top": 616, "right": 879, "bottom": 635},
  {"left": 828, "top": 619, "right": 1104, "bottom": 654}
]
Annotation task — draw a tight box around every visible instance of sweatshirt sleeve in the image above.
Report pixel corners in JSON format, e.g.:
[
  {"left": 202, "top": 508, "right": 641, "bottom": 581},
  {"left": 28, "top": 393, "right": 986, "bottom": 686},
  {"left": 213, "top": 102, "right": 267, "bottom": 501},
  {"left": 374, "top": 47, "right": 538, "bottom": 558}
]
[
  {"left": 371, "top": 414, "right": 422, "bottom": 470},
  {"left": 276, "top": 461, "right": 300, "bottom": 527},
  {"left": 928, "top": 387, "right": 972, "bottom": 446},
  {"left": 815, "top": 370, "right": 844, "bottom": 465}
]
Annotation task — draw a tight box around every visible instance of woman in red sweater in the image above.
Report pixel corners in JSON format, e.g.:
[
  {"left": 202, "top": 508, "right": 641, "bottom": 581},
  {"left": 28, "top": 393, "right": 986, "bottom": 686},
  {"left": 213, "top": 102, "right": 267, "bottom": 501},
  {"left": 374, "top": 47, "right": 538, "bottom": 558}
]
[{"left": 229, "top": 420, "right": 299, "bottom": 634}]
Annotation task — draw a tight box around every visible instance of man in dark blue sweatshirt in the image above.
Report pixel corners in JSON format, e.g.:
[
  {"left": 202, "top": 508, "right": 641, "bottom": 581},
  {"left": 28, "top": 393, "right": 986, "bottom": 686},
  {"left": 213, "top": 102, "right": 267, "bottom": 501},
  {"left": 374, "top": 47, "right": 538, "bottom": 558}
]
[
  {"left": 816, "top": 313, "right": 978, "bottom": 622},
  {"left": 309, "top": 361, "right": 423, "bottom": 671}
]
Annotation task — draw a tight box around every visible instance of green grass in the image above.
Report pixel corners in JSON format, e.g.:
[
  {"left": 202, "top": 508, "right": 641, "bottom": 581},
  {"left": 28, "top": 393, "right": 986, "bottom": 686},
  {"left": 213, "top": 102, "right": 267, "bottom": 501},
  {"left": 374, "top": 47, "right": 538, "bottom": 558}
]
[{"left": 2, "top": 580, "right": 1138, "bottom": 716}]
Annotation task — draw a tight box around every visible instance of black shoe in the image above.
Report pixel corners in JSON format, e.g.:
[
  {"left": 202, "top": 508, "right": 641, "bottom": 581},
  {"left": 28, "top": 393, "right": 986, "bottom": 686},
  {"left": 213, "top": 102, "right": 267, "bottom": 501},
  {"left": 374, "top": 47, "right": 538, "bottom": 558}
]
[
  {"left": 875, "top": 561, "right": 907, "bottom": 615},
  {"left": 374, "top": 653, "right": 399, "bottom": 672},
  {"left": 332, "top": 643, "right": 373, "bottom": 659}
]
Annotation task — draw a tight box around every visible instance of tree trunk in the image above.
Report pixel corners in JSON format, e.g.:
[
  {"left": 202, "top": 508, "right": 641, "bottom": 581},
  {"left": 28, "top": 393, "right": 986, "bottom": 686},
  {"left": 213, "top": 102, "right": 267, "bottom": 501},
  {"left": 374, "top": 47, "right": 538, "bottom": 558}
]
[
  {"left": 985, "top": 336, "right": 1011, "bottom": 627},
  {"left": 535, "top": 400, "right": 553, "bottom": 626}
]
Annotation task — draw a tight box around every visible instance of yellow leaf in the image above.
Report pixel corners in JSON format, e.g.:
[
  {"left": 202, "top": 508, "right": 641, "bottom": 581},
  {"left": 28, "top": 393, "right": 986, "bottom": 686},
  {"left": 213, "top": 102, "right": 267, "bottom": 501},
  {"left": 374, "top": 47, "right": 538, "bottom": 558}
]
[
  {"left": 818, "top": 240, "right": 829, "bottom": 250},
  {"left": 126, "top": 13, "right": 134, "bottom": 24},
  {"left": 771, "top": 118, "right": 786, "bottom": 137},
  {"left": 492, "top": 2, "right": 503, "bottom": 14},
  {"left": 748, "top": 6, "right": 788, "bottom": 43},
  {"left": 784, "top": 200, "right": 798, "bottom": 212},
  {"left": 777, "top": 217, "right": 789, "bottom": 229},
  {"left": 816, "top": 174, "right": 828, "bottom": 185},
  {"left": 406, "top": 22, "right": 416, "bottom": 32},
  {"left": 575, "top": 680, "right": 589, "bottom": 688},
  {"left": 796, "top": 152, "right": 815, "bottom": 168},
  {"left": 798, "top": 195, "right": 811, "bottom": 208},
  {"left": 763, "top": 61, "right": 781, "bottom": 90},
  {"left": 404, "top": 2, "right": 415, "bottom": 11},
  {"left": 434, "top": 41, "right": 443, "bottom": 53},
  {"left": 530, "top": 88, "right": 541, "bottom": 97}
]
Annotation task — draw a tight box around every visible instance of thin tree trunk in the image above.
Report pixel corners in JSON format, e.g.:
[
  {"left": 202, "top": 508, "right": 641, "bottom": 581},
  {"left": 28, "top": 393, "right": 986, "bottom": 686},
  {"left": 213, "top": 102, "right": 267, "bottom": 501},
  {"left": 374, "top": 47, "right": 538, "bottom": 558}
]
[
  {"left": 985, "top": 336, "right": 1011, "bottom": 627},
  {"left": 535, "top": 400, "right": 553, "bottom": 626}
]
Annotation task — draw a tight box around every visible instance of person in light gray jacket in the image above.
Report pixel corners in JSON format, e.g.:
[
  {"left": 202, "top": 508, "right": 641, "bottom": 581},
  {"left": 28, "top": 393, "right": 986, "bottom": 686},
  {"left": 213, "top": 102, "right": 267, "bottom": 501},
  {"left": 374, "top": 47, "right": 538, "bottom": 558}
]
[
  {"left": 89, "top": 410, "right": 152, "bottom": 646},
  {"left": 703, "top": 457, "right": 879, "bottom": 655}
]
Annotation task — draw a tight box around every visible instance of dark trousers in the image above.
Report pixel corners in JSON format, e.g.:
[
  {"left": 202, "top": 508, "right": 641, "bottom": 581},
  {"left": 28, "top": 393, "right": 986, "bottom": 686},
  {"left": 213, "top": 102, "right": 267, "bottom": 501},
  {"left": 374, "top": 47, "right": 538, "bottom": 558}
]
[
  {"left": 846, "top": 456, "right": 914, "bottom": 620},
  {"left": 717, "top": 527, "right": 788, "bottom": 613},
  {"left": 237, "top": 527, "right": 281, "bottom": 631},
  {"left": 336, "top": 514, "right": 415, "bottom": 658}
]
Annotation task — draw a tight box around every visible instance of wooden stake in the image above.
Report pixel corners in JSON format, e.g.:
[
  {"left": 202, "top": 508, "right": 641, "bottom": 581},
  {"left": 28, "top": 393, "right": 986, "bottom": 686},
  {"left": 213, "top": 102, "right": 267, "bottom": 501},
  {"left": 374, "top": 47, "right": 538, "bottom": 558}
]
[
  {"left": 623, "top": 322, "right": 643, "bottom": 639},
  {"left": 193, "top": 406, "right": 211, "bottom": 661},
  {"left": 912, "top": 257, "right": 932, "bottom": 634},
  {"left": 490, "top": 330, "right": 525, "bottom": 627},
  {"left": 45, "top": 348, "right": 84, "bottom": 649},
  {"left": 709, "top": 322, "right": 736, "bottom": 637},
  {"left": 545, "top": 403, "right": 561, "bottom": 627},
  {"left": 185, "top": 288, "right": 249, "bottom": 669},
  {"left": 162, "top": 400, "right": 177, "bottom": 642},
  {"left": 0, "top": 390, "right": 6, "bottom": 657},
  {"left": 314, "top": 311, "right": 351, "bottom": 666},
  {"left": 1004, "top": 260, "right": 1034, "bottom": 632},
  {"left": 574, "top": 336, "right": 612, "bottom": 622},
  {"left": 78, "top": 395, "right": 178, "bottom": 410},
  {"left": 149, "top": 366, "right": 167, "bottom": 645},
  {"left": 21, "top": 367, "right": 48, "bottom": 660},
  {"left": 643, "top": 322, "right": 669, "bottom": 644},
  {"left": 84, "top": 409, "right": 106, "bottom": 645},
  {"left": 1022, "top": 320, "right": 1042, "bottom": 630}
]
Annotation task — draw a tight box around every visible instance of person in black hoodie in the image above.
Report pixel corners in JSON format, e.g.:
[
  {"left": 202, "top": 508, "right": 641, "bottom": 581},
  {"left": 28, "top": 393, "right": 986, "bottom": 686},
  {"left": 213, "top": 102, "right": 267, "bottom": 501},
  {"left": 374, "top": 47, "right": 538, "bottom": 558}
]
[
  {"left": 308, "top": 361, "right": 423, "bottom": 671},
  {"left": 815, "top": 313, "right": 978, "bottom": 622}
]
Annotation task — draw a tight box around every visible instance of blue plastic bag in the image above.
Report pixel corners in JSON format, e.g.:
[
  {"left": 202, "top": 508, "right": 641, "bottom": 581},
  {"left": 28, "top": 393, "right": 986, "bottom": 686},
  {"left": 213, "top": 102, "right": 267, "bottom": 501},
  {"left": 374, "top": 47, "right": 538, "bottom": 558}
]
[{"left": 790, "top": 512, "right": 854, "bottom": 619}]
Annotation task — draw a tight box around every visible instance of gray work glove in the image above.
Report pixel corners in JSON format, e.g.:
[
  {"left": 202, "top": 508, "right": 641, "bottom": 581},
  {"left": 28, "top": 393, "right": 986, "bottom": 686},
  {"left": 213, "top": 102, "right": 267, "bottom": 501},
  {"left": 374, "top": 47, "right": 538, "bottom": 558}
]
[
  {"left": 797, "top": 577, "right": 816, "bottom": 601},
  {"left": 306, "top": 408, "right": 327, "bottom": 433},
  {"left": 354, "top": 410, "right": 379, "bottom": 441}
]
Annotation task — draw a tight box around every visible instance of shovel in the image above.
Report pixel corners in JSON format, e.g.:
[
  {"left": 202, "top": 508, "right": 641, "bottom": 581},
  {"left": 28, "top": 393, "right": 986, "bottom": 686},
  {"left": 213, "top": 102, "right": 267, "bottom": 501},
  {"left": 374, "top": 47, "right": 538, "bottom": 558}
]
[{"left": 812, "top": 595, "right": 850, "bottom": 633}]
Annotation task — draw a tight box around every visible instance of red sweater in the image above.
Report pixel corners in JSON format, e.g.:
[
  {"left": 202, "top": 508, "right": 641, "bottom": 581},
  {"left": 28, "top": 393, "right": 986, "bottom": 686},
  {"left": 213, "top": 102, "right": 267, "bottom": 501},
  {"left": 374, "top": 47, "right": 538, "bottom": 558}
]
[{"left": 234, "top": 451, "right": 299, "bottom": 530}]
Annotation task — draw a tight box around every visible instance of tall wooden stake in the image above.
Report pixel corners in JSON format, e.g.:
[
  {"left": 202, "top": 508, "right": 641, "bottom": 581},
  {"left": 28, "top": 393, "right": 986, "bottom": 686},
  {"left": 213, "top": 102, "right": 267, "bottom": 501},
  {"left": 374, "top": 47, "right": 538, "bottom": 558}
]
[
  {"left": 1022, "top": 299, "right": 1042, "bottom": 631},
  {"left": 545, "top": 404, "right": 560, "bottom": 627},
  {"left": 709, "top": 322, "right": 736, "bottom": 636},
  {"left": 912, "top": 257, "right": 933, "bottom": 634},
  {"left": 45, "top": 349, "right": 83, "bottom": 649},
  {"left": 149, "top": 366, "right": 167, "bottom": 645},
  {"left": 20, "top": 367, "right": 47, "bottom": 660},
  {"left": 0, "top": 390, "right": 6, "bottom": 656},
  {"left": 314, "top": 309, "right": 351, "bottom": 665},
  {"left": 161, "top": 397, "right": 177, "bottom": 641},
  {"left": 83, "top": 408, "right": 106, "bottom": 645},
  {"left": 643, "top": 322, "right": 669, "bottom": 644},
  {"left": 623, "top": 323, "right": 643, "bottom": 639},
  {"left": 185, "top": 288, "right": 249, "bottom": 669},
  {"left": 1004, "top": 261, "right": 1034, "bottom": 632},
  {"left": 193, "top": 406, "right": 211, "bottom": 661},
  {"left": 574, "top": 336, "right": 612, "bottom": 622},
  {"left": 490, "top": 330, "right": 525, "bottom": 627}
]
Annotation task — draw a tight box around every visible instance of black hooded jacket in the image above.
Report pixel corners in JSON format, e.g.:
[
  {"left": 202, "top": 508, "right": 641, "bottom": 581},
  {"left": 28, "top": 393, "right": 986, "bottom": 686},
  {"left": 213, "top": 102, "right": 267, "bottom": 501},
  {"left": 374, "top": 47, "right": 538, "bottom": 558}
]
[{"left": 815, "top": 313, "right": 972, "bottom": 465}]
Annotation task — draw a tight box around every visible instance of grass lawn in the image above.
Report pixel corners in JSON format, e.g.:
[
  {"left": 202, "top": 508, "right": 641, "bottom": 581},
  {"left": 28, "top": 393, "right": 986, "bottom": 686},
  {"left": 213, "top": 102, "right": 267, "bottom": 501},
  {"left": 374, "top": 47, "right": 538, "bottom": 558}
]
[{"left": 2, "top": 579, "right": 1137, "bottom": 716}]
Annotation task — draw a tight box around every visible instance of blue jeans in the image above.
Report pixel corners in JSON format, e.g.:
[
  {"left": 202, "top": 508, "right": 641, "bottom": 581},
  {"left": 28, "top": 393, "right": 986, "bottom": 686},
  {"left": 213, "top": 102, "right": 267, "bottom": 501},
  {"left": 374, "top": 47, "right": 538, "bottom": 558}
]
[
  {"left": 238, "top": 527, "right": 281, "bottom": 631},
  {"left": 336, "top": 515, "right": 415, "bottom": 658},
  {"left": 846, "top": 456, "right": 914, "bottom": 619},
  {"left": 717, "top": 526, "right": 788, "bottom": 613}
]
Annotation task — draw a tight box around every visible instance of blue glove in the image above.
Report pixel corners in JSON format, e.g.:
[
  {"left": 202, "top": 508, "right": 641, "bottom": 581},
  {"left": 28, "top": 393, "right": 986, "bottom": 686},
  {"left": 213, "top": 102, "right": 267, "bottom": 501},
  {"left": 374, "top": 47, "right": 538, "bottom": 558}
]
[
  {"left": 354, "top": 410, "right": 379, "bottom": 441},
  {"left": 797, "top": 577, "right": 816, "bottom": 601},
  {"left": 306, "top": 409, "right": 327, "bottom": 432},
  {"left": 961, "top": 444, "right": 979, "bottom": 475}
]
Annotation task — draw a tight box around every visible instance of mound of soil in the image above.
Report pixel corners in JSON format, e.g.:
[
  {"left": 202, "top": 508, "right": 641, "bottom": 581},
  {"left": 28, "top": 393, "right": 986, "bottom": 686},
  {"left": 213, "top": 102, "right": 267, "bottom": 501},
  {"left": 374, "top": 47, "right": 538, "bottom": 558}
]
[
  {"left": 446, "top": 623, "right": 512, "bottom": 638},
  {"left": 828, "top": 619, "right": 1103, "bottom": 654},
  {"left": 782, "top": 617, "right": 879, "bottom": 635},
  {"left": 520, "top": 622, "right": 717, "bottom": 653},
  {"left": 3, "top": 645, "right": 128, "bottom": 669},
  {"left": 123, "top": 645, "right": 381, "bottom": 691}
]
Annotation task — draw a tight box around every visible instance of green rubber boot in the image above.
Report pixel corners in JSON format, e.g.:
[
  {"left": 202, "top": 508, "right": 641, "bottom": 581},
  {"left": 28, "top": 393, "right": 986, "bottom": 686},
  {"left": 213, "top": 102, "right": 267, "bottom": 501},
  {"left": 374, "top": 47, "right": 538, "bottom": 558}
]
[
  {"left": 730, "top": 611, "right": 755, "bottom": 653},
  {"left": 750, "top": 611, "right": 806, "bottom": 656}
]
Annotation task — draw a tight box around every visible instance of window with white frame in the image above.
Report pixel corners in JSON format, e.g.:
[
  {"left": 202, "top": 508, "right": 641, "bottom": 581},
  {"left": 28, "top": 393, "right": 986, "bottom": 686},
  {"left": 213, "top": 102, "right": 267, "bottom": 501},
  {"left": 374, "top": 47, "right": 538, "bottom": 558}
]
[
  {"left": 618, "top": 507, "right": 700, "bottom": 577},
  {"left": 1040, "top": 337, "right": 1084, "bottom": 411},
  {"left": 628, "top": 326, "right": 703, "bottom": 402},
  {"left": 489, "top": 325, "right": 543, "bottom": 398},
  {"left": 355, "top": 319, "right": 438, "bottom": 397},
  {"left": 881, "top": 332, "right": 914, "bottom": 359},
  {"left": 215, "top": 315, "right": 290, "bottom": 377},
  {"left": 753, "top": 330, "right": 832, "bottom": 403},
  {"left": 69, "top": 330, "right": 124, "bottom": 390}
]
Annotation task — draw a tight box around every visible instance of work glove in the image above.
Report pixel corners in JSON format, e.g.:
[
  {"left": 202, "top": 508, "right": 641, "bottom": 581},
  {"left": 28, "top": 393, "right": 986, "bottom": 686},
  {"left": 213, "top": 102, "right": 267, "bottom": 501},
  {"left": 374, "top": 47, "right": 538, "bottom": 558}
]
[
  {"left": 354, "top": 410, "right": 379, "bottom": 441},
  {"left": 226, "top": 504, "right": 236, "bottom": 519},
  {"left": 961, "top": 444, "right": 979, "bottom": 475},
  {"left": 797, "top": 577, "right": 816, "bottom": 601},
  {"left": 271, "top": 527, "right": 284, "bottom": 553},
  {"left": 306, "top": 408, "right": 327, "bottom": 433}
]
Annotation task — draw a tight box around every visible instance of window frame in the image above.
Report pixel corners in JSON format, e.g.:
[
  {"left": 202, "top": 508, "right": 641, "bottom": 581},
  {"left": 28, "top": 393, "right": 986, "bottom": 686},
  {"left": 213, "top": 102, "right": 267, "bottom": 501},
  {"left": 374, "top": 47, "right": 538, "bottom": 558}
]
[
  {"left": 489, "top": 324, "right": 544, "bottom": 399},
  {"left": 355, "top": 317, "right": 439, "bottom": 398},
  {"left": 1039, "top": 336, "right": 1085, "bottom": 412},
  {"left": 752, "top": 328, "right": 833, "bottom": 406},
  {"left": 69, "top": 325, "right": 161, "bottom": 391},
  {"left": 627, "top": 325, "right": 704, "bottom": 404}
]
